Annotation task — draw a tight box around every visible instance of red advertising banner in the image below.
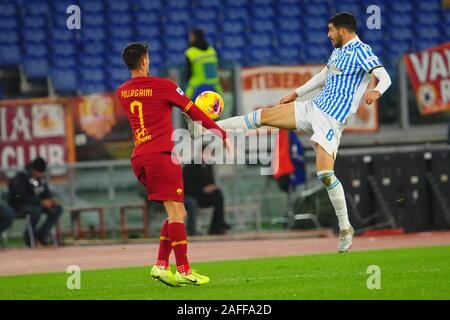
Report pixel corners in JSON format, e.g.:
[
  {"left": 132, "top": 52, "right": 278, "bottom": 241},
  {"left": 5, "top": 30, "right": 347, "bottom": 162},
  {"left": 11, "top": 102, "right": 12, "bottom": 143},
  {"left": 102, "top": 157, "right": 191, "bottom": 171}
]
[
  {"left": 403, "top": 42, "right": 450, "bottom": 115},
  {"left": 0, "top": 98, "right": 75, "bottom": 182}
]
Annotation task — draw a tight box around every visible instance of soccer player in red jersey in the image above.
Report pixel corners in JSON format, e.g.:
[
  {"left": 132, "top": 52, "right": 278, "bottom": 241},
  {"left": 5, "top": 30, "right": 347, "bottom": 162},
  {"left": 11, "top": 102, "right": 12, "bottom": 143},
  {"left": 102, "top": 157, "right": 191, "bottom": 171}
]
[{"left": 117, "top": 42, "right": 231, "bottom": 287}]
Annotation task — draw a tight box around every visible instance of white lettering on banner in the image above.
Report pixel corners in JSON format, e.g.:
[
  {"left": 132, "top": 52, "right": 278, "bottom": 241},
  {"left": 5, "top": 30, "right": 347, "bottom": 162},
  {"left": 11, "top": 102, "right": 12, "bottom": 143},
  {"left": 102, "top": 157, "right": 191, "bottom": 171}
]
[
  {"left": 409, "top": 52, "right": 429, "bottom": 83},
  {"left": 9, "top": 107, "right": 32, "bottom": 141},
  {"left": 430, "top": 52, "right": 448, "bottom": 81},
  {"left": 441, "top": 79, "right": 450, "bottom": 103}
]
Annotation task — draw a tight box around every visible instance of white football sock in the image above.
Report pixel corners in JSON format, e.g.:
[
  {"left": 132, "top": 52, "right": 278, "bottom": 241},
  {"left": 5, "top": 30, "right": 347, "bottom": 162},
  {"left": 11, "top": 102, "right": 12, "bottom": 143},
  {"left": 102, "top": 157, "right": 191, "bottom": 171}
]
[
  {"left": 216, "top": 109, "right": 262, "bottom": 132},
  {"left": 317, "top": 170, "right": 351, "bottom": 230}
]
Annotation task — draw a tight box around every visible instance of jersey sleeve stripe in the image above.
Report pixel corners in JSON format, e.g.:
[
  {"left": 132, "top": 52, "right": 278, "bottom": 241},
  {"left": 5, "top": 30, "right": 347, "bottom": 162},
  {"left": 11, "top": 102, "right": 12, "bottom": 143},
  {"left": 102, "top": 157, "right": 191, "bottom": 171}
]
[{"left": 183, "top": 101, "right": 194, "bottom": 112}]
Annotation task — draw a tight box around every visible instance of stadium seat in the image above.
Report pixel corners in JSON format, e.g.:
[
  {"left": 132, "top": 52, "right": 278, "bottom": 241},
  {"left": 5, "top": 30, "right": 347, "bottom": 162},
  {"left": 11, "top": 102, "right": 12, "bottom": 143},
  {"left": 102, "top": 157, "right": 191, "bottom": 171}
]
[
  {"left": 221, "top": 20, "right": 245, "bottom": 34},
  {"left": 415, "top": 39, "right": 442, "bottom": 51},
  {"left": 276, "top": 46, "right": 301, "bottom": 65},
  {"left": 164, "top": 37, "right": 188, "bottom": 52},
  {"left": 50, "top": 41, "right": 77, "bottom": 57},
  {"left": 133, "top": 0, "right": 163, "bottom": 11},
  {"left": 23, "top": 42, "right": 48, "bottom": 58},
  {"left": 166, "top": 0, "right": 190, "bottom": 9},
  {"left": 389, "top": 0, "right": 414, "bottom": 12},
  {"left": 80, "top": 54, "right": 104, "bottom": 68},
  {"left": 221, "top": 34, "right": 246, "bottom": 49},
  {"left": 82, "top": 27, "right": 106, "bottom": 42},
  {"left": 164, "top": 50, "right": 186, "bottom": 66},
  {"left": 219, "top": 48, "right": 245, "bottom": 63},
  {"left": 415, "top": 0, "right": 441, "bottom": 12},
  {"left": 386, "top": 12, "right": 413, "bottom": 27},
  {"left": 24, "top": 1, "right": 50, "bottom": 16},
  {"left": 388, "top": 27, "right": 414, "bottom": 42},
  {"left": 304, "top": 32, "right": 329, "bottom": 45},
  {"left": 106, "top": 0, "right": 131, "bottom": 12},
  {"left": 22, "top": 29, "right": 47, "bottom": 43},
  {"left": 108, "top": 25, "right": 134, "bottom": 40},
  {"left": 81, "top": 41, "right": 106, "bottom": 55},
  {"left": 278, "top": 32, "right": 303, "bottom": 47},
  {"left": 50, "top": 28, "right": 75, "bottom": 42},
  {"left": 79, "top": 67, "right": 105, "bottom": 83},
  {"left": 0, "top": 2, "right": 18, "bottom": 17},
  {"left": 23, "top": 57, "right": 49, "bottom": 80},
  {"left": 80, "top": 81, "right": 108, "bottom": 95},
  {"left": 106, "top": 54, "right": 125, "bottom": 67},
  {"left": 223, "top": 7, "right": 249, "bottom": 22},
  {"left": 50, "top": 68, "right": 78, "bottom": 94},
  {"left": 106, "top": 66, "right": 129, "bottom": 89},
  {"left": 22, "top": 14, "right": 47, "bottom": 29},
  {"left": 51, "top": 1, "right": 77, "bottom": 15},
  {"left": 193, "top": 0, "right": 222, "bottom": 10},
  {"left": 247, "top": 46, "right": 274, "bottom": 65},
  {"left": 277, "top": 18, "right": 301, "bottom": 32},
  {"left": 78, "top": 0, "right": 104, "bottom": 14},
  {"left": 415, "top": 13, "right": 441, "bottom": 26},
  {"left": 0, "top": 30, "right": 19, "bottom": 44},
  {"left": 277, "top": 4, "right": 301, "bottom": 18},
  {"left": 303, "top": 15, "right": 329, "bottom": 31},
  {"left": 164, "top": 9, "right": 191, "bottom": 24},
  {"left": 304, "top": 44, "right": 331, "bottom": 63},
  {"left": 0, "top": 44, "right": 21, "bottom": 66},
  {"left": 134, "top": 11, "right": 161, "bottom": 25},
  {"left": 248, "top": 33, "right": 272, "bottom": 47},
  {"left": 416, "top": 26, "right": 441, "bottom": 41},
  {"left": 162, "top": 23, "right": 188, "bottom": 37},
  {"left": 83, "top": 13, "right": 106, "bottom": 27},
  {"left": 109, "top": 40, "right": 133, "bottom": 54},
  {"left": 192, "top": 8, "right": 219, "bottom": 22},
  {"left": 360, "top": 30, "right": 384, "bottom": 43},
  {"left": 252, "top": 6, "right": 275, "bottom": 19},
  {"left": 225, "top": 0, "right": 248, "bottom": 8},
  {"left": 0, "top": 17, "right": 18, "bottom": 30},
  {"left": 251, "top": 19, "right": 276, "bottom": 34},
  {"left": 51, "top": 54, "right": 76, "bottom": 68},
  {"left": 107, "top": 12, "right": 133, "bottom": 26},
  {"left": 303, "top": 1, "right": 329, "bottom": 16}
]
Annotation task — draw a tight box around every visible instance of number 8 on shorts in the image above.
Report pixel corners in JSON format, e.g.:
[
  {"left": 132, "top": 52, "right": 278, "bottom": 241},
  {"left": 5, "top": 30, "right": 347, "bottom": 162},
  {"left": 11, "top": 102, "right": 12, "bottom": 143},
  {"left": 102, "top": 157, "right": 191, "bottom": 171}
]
[{"left": 326, "top": 129, "right": 334, "bottom": 141}]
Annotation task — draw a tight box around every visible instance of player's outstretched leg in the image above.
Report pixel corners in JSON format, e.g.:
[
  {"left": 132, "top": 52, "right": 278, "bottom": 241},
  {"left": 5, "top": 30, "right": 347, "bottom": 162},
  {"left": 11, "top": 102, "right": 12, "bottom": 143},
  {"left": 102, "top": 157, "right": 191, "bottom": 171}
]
[
  {"left": 164, "top": 201, "right": 210, "bottom": 285},
  {"left": 184, "top": 103, "right": 297, "bottom": 138},
  {"left": 151, "top": 219, "right": 182, "bottom": 287},
  {"left": 316, "top": 145, "right": 354, "bottom": 253}
]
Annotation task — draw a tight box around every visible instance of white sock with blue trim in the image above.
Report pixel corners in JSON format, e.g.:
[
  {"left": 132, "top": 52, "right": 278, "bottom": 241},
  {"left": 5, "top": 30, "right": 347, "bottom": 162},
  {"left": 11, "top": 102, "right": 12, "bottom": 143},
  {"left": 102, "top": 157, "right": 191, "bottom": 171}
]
[
  {"left": 216, "top": 110, "right": 262, "bottom": 132},
  {"left": 317, "top": 170, "right": 351, "bottom": 230}
]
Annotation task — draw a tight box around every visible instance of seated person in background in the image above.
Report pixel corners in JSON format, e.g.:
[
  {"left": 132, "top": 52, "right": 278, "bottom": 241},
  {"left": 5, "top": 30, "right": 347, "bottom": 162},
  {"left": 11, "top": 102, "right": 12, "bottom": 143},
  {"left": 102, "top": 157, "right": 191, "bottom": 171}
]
[
  {"left": 0, "top": 204, "right": 14, "bottom": 236},
  {"left": 7, "top": 157, "right": 63, "bottom": 246},
  {"left": 182, "top": 151, "right": 230, "bottom": 235},
  {"left": 137, "top": 185, "right": 200, "bottom": 236}
]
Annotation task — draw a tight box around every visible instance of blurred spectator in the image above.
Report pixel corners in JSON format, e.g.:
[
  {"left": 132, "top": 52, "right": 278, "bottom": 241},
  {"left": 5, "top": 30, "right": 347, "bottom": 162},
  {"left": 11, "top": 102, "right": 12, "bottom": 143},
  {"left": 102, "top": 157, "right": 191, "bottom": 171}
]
[
  {"left": 185, "top": 28, "right": 223, "bottom": 100},
  {"left": 0, "top": 204, "right": 14, "bottom": 236},
  {"left": 183, "top": 152, "right": 230, "bottom": 235},
  {"left": 138, "top": 185, "right": 201, "bottom": 236},
  {"left": 7, "top": 157, "right": 63, "bottom": 246}
]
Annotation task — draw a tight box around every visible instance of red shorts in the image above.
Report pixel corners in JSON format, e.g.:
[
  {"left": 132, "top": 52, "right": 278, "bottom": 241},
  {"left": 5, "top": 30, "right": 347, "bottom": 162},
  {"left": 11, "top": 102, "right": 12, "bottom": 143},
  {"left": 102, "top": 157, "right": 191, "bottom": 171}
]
[{"left": 131, "top": 152, "right": 184, "bottom": 203}]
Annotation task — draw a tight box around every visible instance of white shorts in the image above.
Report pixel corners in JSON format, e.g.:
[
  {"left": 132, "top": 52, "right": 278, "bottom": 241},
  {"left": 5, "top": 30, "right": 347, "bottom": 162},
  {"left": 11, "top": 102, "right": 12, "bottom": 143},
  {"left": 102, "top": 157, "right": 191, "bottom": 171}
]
[{"left": 293, "top": 100, "right": 346, "bottom": 159}]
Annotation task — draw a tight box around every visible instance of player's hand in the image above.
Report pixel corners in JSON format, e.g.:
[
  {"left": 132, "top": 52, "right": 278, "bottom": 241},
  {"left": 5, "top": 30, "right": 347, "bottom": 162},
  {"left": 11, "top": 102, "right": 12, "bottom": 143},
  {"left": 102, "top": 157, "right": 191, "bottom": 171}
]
[
  {"left": 279, "top": 91, "right": 298, "bottom": 104},
  {"left": 365, "top": 90, "right": 381, "bottom": 105},
  {"left": 41, "top": 198, "right": 53, "bottom": 209},
  {"left": 224, "top": 137, "right": 234, "bottom": 161}
]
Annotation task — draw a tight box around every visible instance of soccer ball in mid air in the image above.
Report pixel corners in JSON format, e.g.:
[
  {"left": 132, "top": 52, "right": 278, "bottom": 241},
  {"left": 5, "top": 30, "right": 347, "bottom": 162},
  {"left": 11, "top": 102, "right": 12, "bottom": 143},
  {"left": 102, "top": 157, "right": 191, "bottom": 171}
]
[{"left": 194, "top": 91, "right": 224, "bottom": 120}]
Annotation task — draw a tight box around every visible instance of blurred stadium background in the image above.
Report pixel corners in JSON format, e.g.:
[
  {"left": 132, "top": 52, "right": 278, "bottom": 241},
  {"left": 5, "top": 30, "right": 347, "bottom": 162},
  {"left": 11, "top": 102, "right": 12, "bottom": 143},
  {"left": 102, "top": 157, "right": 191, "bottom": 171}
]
[{"left": 0, "top": 0, "right": 449, "bottom": 247}]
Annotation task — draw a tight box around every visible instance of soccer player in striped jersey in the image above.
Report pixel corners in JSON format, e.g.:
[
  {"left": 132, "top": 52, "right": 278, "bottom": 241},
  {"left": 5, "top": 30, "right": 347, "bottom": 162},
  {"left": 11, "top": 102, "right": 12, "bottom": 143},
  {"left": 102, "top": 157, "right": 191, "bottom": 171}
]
[{"left": 187, "top": 12, "right": 392, "bottom": 252}]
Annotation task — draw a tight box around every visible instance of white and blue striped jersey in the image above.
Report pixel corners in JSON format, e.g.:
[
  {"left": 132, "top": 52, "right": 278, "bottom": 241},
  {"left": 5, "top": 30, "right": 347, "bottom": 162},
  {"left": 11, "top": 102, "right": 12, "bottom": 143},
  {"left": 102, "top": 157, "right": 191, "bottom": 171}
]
[{"left": 313, "top": 36, "right": 383, "bottom": 124}]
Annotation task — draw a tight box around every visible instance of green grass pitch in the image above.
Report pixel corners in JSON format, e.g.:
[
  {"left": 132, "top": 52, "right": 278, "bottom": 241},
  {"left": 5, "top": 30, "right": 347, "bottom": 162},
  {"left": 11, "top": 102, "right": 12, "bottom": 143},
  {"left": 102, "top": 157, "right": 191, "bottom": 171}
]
[{"left": 1, "top": 245, "right": 449, "bottom": 300}]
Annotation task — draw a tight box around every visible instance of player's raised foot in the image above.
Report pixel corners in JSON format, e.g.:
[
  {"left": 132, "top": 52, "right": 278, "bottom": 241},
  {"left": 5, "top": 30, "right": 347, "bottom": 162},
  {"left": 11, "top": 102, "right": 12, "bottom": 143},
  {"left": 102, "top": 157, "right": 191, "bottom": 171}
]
[
  {"left": 182, "top": 112, "right": 203, "bottom": 139},
  {"left": 151, "top": 265, "right": 183, "bottom": 287},
  {"left": 175, "top": 269, "right": 210, "bottom": 286},
  {"left": 338, "top": 226, "right": 355, "bottom": 253}
]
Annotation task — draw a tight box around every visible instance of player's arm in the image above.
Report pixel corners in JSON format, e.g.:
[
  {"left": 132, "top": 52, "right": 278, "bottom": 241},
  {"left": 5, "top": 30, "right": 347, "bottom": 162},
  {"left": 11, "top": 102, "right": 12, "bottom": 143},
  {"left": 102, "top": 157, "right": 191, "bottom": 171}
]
[
  {"left": 365, "top": 66, "right": 392, "bottom": 105},
  {"left": 279, "top": 67, "right": 328, "bottom": 104}
]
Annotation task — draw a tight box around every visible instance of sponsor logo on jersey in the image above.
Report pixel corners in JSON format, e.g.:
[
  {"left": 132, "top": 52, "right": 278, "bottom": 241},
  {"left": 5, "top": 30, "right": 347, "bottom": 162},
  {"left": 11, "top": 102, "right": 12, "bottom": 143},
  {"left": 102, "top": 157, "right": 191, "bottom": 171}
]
[{"left": 176, "top": 87, "right": 185, "bottom": 96}]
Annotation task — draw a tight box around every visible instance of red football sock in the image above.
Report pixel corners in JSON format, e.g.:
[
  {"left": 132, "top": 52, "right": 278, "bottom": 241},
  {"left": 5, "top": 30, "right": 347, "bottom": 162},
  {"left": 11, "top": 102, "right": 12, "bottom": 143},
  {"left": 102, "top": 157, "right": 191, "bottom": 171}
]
[
  {"left": 155, "top": 220, "right": 171, "bottom": 269},
  {"left": 168, "top": 222, "right": 191, "bottom": 274}
]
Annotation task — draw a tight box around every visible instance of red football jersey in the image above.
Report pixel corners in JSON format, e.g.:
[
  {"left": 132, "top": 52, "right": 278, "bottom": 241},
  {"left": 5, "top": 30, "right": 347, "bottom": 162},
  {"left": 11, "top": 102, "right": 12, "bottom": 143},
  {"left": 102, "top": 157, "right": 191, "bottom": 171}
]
[{"left": 117, "top": 76, "right": 226, "bottom": 158}]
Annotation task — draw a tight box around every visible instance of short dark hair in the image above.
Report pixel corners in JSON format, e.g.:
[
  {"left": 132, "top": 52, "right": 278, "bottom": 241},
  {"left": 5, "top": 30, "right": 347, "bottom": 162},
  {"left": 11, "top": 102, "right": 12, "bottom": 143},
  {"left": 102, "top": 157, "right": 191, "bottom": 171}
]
[
  {"left": 122, "top": 42, "right": 149, "bottom": 70},
  {"left": 328, "top": 12, "right": 357, "bottom": 32},
  {"left": 31, "top": 157, "right": 46, "bottom": 172}
]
